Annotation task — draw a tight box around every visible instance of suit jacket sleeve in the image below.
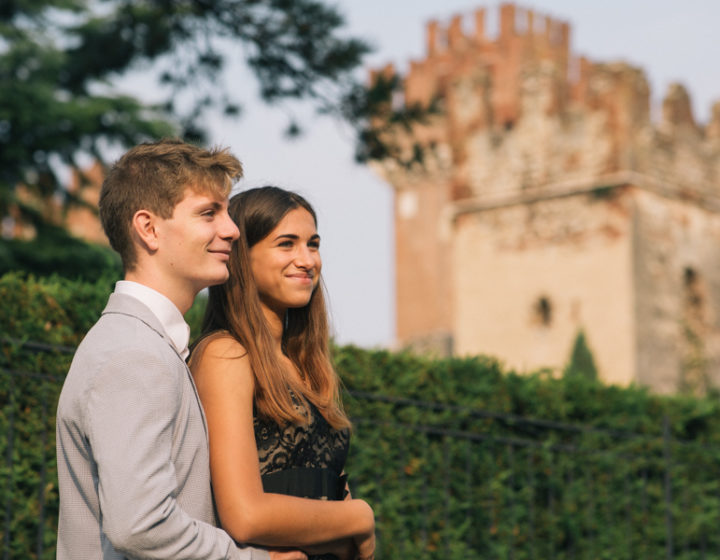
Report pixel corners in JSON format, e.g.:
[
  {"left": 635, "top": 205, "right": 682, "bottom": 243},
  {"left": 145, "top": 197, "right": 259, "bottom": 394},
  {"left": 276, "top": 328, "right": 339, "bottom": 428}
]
[{"left": 85, "top": 346, "right": 269, "bottom": 560}]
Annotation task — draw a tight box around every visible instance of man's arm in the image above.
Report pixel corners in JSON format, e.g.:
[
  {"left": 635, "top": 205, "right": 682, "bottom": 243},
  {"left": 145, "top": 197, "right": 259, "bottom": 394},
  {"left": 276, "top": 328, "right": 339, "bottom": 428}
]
[{"left": 85, "top": 347, "right": 267, "bottom": 560}]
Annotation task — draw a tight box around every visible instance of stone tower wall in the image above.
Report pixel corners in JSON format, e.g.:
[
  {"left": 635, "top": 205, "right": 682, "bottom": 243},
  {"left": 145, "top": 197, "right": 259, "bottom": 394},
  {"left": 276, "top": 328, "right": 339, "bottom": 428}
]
[
  {"left": 632, "top": 188, "right": 720, "bottom": 394},
  {"left": 393, "top": 173, "right": 455, "bottom": 353},
  {"left": 452, "top": 186, "right": 636, "bottom": 384},
  {"left": 374, "top": 3, "right": 720, "bottom": 390}
]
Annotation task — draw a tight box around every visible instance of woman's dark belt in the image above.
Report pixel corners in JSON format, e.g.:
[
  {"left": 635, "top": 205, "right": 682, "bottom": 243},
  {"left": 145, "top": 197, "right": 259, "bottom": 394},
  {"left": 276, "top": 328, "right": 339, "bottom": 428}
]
[{"left": 261, "top": 467, "right": 347, "bottom": 501}]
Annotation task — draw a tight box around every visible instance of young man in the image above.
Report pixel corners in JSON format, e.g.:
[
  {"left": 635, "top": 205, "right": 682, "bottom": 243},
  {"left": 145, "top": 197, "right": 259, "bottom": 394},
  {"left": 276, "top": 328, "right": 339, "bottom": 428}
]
[{"left": 55, "top": 139, "right": 305, "bottom": 560}]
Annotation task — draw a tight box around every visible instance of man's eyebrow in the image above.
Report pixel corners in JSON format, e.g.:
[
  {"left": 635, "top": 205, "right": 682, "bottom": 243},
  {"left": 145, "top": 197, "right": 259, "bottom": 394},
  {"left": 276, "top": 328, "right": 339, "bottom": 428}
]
[{"left": 198, "top": 201, "right": 223, "bottom": 211}]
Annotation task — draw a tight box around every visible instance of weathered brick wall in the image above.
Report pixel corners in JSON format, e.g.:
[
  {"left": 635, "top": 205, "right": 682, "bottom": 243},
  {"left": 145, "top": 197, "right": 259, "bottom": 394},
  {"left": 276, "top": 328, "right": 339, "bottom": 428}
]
[
  {"left": 632, "top": 188, "right": 720, "bottom": 393},
  {"left": 375, "top": 3, "right": 720, "bottom": 391},
  {"left": 65, "top": 161, "right": 107, "bottom": 245},
  {"left": 371, "top": 160, "right": 455, "bottom": 354}
]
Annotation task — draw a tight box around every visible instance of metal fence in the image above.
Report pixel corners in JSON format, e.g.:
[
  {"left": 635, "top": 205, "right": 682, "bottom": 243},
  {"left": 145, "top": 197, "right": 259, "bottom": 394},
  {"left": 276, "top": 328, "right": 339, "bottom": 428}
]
[{"left": 2, "top": 339, "right": 720, "bottom": 559}]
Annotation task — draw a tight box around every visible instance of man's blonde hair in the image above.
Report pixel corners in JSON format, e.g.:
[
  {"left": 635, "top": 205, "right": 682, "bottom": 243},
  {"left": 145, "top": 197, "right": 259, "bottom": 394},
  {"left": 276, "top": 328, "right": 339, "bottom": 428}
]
[{"left": 99, "top": 138, "right": 243, "bottom": 270}]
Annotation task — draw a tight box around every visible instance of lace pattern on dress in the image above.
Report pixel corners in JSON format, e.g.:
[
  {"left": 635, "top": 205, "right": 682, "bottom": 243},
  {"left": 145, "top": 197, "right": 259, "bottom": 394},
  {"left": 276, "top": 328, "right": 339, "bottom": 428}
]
[{"left": 254, "top": 396, "right": 350, "bottom": 477}]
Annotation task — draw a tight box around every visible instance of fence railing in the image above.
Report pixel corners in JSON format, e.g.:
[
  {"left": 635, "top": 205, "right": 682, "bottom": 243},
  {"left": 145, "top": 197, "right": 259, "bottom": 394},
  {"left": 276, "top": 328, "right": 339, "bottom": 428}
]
[{"left": 2, "top": 339, "right": 720, "bottom": 559}]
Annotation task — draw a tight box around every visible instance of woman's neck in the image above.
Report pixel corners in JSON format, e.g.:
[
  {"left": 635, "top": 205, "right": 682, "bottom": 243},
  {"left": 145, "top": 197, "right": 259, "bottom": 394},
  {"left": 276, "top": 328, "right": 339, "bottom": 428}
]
[
  {"left": 261, "top": 303, "right": 306, "bottom": 386},
  {"left": 261, "top": 303, "right": 286, "bottom": 354}
]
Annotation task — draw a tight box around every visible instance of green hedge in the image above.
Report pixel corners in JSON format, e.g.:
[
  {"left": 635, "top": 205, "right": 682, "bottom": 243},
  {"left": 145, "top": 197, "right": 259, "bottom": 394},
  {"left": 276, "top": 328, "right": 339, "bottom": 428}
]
[
  {"left": 0, "top": 274, "right": 218, "bottom": 559},
  {"left": 335, "top": 346, "right": 720, "bottom": 559},
  {"left": 3, "top": 273, "right": 720, "bottom": 559}
]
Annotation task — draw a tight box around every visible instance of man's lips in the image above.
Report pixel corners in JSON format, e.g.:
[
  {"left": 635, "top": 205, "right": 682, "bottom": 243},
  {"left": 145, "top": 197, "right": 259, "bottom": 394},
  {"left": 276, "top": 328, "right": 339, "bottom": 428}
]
[{"left": 209, "top": 249, "right": 231, "bottom": 260}]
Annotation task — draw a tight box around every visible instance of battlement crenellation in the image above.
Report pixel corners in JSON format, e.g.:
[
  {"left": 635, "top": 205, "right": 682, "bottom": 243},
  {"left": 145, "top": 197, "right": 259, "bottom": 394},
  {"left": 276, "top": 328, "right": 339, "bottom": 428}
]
[{"left": 372, "top": 3, "right": 720, "bottom": 202}]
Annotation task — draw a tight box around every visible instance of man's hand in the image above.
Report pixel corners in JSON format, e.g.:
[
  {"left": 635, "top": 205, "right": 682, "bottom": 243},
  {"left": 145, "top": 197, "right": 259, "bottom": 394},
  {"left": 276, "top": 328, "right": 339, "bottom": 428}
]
[{"left": 268, "top": 549, "right": 308, "bottom": 560}]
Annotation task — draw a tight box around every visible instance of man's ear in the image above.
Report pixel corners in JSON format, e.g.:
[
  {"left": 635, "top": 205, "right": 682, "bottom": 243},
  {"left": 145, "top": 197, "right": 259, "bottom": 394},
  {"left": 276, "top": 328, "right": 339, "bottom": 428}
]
[{"left": 131, "top": 209, "right": 160, "bottom": 252}]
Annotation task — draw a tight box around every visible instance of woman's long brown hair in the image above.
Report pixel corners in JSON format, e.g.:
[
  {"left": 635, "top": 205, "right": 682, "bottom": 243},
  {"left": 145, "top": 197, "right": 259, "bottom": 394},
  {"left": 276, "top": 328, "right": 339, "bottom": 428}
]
[{"left": 198, "top": 186, "right": 350, "bottom": 430}]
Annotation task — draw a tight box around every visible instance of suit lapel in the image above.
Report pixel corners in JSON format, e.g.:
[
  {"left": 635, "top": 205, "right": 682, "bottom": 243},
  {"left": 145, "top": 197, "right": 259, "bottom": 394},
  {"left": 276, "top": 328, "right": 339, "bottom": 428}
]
[{"left": 102, "top": 293, "right": 210, "bottom": 440}]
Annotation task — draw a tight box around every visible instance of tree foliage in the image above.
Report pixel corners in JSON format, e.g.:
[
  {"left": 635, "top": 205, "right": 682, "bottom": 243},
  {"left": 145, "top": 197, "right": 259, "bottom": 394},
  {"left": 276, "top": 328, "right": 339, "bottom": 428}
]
[
  {"left": 0, "top": 0, "right": 383, "bottom": 228},
  {"left": 339, "top": 72, "right": 441, "bottom": 165},
  {"left": 0, "top": 225, "right": 121, "bottom": 282},
  {"left": 1, "top": 1, "right": 438, "bottom": 280}
]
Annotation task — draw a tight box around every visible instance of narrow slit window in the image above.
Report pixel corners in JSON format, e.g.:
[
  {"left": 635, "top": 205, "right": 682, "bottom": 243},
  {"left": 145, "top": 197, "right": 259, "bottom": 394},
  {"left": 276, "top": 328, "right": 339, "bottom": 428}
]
[{"left": 534, "top": 296, "right": 552, "bottom": 327}]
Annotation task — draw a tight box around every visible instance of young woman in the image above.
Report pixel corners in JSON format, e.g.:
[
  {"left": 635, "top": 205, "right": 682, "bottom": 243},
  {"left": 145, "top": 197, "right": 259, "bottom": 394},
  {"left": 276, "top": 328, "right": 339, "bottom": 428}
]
[{"left": 189, "top": 186, "right": 375, "bottom": 560}]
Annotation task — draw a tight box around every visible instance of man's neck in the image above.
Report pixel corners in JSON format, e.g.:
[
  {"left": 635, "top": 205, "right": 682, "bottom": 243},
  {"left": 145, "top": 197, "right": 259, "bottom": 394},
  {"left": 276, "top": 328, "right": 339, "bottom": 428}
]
[{"left": 124, "top": 270, "right": 196, "bottom": 315}]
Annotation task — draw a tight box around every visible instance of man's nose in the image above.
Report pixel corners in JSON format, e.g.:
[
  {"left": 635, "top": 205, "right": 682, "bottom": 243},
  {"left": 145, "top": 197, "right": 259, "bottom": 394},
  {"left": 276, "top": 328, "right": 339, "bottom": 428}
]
[{"left": 220, "top": 211, "right": 240, "bottom": 241}]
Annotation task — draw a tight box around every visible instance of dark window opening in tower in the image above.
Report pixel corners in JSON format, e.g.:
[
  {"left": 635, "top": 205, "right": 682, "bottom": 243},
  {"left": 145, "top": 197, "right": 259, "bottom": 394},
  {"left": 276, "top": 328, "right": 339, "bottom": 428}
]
[
  {"left": 683, "top": 267, "right": 702, "bottom": 308},
  {"left": 534, "top": 296, "right": 552, "bottom": 327}
]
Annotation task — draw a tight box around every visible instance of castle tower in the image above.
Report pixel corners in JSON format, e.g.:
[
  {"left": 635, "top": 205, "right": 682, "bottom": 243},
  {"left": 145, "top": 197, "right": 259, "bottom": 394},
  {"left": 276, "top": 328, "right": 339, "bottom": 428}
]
[{"left": 372, "top": 3, "right": 720, "bottom": 393}]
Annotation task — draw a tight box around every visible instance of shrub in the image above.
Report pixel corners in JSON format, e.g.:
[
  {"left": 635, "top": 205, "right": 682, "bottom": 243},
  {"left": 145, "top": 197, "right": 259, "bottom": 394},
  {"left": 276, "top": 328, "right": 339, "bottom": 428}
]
[
  {"left": 4, "top": 275, "right": 720, "bottom": 558},
  {"left": 564, "top": 329, "right": 599, "bottom": 382}
]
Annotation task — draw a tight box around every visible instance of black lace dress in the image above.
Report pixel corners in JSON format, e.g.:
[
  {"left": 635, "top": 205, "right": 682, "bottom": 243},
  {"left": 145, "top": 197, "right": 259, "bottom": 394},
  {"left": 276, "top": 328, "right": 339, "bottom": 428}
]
[{"left": 254, "top": 397, "right": 350, "bottom": 560}]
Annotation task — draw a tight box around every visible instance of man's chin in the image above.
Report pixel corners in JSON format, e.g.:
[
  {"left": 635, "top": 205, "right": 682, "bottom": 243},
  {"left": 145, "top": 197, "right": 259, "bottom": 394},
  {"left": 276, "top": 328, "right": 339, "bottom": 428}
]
[{"left": 210, "top": 271, "right": 231, "bottom": 287}]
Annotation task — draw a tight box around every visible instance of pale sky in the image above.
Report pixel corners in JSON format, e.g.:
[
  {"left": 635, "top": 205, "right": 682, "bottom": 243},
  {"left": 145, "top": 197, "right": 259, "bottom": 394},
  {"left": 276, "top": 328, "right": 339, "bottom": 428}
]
[{"left": 201, "top": 1, "right": 720, "bottom": 349}]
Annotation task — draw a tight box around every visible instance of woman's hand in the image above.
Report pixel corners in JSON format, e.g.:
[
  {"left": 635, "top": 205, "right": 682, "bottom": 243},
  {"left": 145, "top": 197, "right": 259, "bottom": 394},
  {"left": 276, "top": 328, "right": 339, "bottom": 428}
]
[
  {"left": 303, "top": 538, "right": 355, "bottom": 560},
  {"left": 353, "top": 530, "right": 375, "bottom": 560},
  {"left": 352, "top": 500, "right": 375, "bottom": 560},
  {"left": 269, "top": 549, "right": 308, "bottom": 560},
  {"left": 303, "top": 500, "right": 373, "bottom": 560}
]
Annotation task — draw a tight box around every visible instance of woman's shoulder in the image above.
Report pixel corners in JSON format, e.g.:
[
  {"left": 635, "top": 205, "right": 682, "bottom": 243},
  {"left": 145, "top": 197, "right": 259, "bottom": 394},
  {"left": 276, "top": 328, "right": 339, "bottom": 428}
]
[
  {"left": 189, "top": 332, "right": 256, "bottom": 410},
  {"left": 189, "top": 330, "right": 249, "bottom": 369}
]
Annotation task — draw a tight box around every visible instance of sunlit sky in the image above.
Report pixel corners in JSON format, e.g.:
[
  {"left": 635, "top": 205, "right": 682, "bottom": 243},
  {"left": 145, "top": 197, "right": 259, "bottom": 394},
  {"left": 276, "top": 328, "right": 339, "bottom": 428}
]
[{"left": 154, "top": 1, "right": 720, "bottom": 348}]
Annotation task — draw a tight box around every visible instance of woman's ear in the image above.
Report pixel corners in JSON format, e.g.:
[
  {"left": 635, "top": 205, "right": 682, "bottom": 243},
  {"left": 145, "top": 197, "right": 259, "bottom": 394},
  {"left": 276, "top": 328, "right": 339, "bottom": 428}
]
[{"left": 131, "top": 209, "right": 160, "bottom": 252}]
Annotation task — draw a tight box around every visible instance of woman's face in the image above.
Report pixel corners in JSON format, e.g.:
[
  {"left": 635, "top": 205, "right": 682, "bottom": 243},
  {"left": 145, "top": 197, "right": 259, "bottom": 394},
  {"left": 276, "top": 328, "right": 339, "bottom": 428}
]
[{"left": 250, "top": 207, "right": 321, "bottom": 315}]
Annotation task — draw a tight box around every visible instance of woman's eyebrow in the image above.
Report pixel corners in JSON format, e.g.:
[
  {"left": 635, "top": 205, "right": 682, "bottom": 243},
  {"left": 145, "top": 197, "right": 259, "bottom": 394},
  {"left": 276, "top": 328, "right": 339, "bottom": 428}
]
[
  {"left": 273, "top": 233, "right": 299, "bottom": 241},
  {"left": 272, "top": 233, "right": 321, "bottom": 241}
]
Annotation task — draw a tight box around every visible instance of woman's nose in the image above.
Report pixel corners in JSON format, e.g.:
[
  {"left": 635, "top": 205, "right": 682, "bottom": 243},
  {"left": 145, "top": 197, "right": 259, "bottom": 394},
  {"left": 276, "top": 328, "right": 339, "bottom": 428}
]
[{"left": 294, "top": 245, "right": 316, "bottom": 268}]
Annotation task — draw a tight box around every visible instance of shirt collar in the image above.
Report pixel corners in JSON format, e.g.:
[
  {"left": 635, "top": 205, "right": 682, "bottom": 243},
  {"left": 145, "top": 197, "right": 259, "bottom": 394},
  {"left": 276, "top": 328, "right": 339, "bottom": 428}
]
[{"left": 114, "top": 280, "right": 191, "bottom": 360}]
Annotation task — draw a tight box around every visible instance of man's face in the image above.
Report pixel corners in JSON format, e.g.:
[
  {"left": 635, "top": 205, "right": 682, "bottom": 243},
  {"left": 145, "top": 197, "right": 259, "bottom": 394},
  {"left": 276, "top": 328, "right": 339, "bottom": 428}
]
[{"left": 154, "top": 188, "right": 240, "bottom": 295}]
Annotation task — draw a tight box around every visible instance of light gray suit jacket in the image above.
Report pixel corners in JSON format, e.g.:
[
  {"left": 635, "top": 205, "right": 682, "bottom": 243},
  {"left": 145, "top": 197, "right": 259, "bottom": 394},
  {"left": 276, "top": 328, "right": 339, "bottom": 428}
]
[{"left": 56, "top": 293, "right": 268, "bottom": 560}]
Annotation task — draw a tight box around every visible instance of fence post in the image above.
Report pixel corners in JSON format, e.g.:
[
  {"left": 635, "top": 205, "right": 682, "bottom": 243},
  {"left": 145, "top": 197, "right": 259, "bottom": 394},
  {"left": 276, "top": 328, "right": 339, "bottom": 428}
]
[
  {"left": 36, "top": 382, "right": 50, "bottom": 559},
  {"left": 2, "top": 373, "right": 14, "bottom": 560},
  {"left": 663, "top": 414, "right": 673, "bottom": 560}
]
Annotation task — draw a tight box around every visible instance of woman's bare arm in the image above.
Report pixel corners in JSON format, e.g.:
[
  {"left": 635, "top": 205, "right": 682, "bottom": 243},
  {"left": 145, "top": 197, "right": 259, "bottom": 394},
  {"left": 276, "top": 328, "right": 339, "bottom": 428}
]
[{"left": 191, "top": 336, "right": 374, "bottom": 555}]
